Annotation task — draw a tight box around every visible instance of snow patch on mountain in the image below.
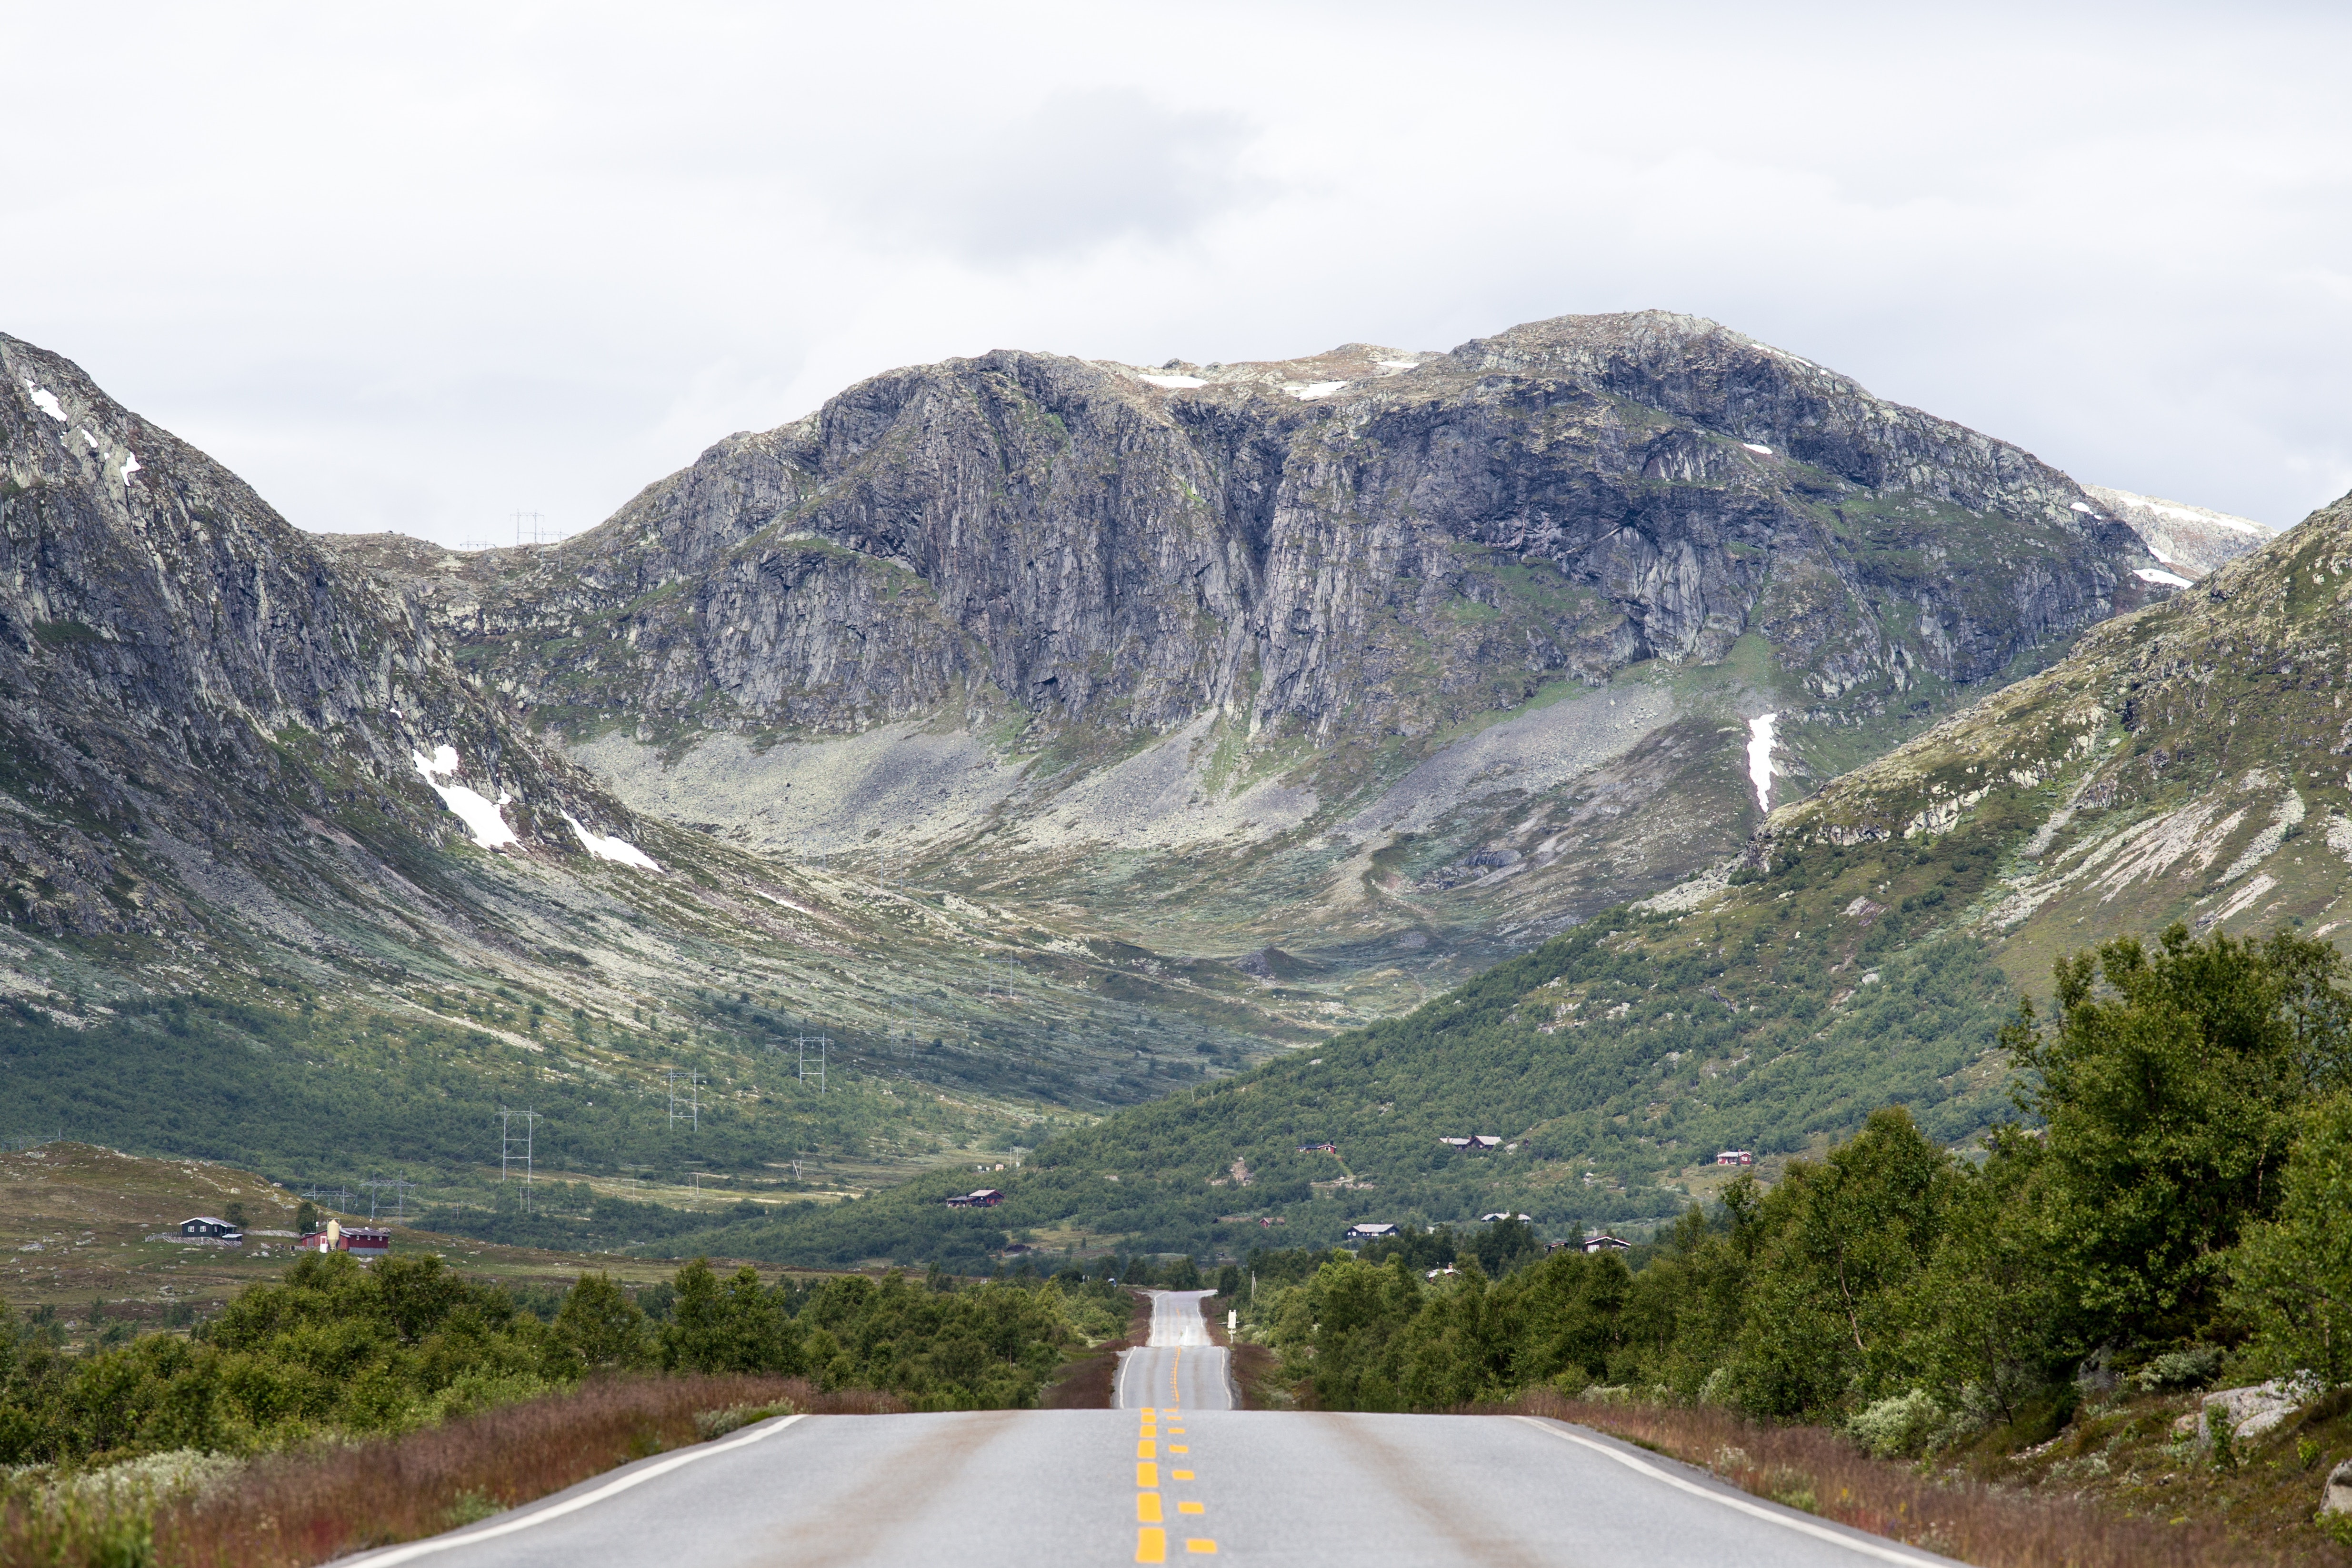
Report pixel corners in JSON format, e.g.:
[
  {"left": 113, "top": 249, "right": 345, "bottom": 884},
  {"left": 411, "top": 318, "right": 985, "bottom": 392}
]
[
  {"left": 1747, "top": 714, "right": 1778, "bottom": 813},
  {"left": 563, "top": 814, "right": 660, "bottom": 871},
  {"left": 413, "top": 746, "right": 520, "bottom": 849}
]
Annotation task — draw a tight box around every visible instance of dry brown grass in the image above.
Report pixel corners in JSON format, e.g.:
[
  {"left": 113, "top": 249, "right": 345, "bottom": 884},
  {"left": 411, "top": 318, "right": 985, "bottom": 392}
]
[
  {"left": 1514, "top": 1391, "right": 2347, "bottom": 1568},
  {"left": 1039, "top": 1288, "right": 1151, "bottom": 1409},
  {"left": 0, "top": 1374, "right": 904, "bottom": 1568}
]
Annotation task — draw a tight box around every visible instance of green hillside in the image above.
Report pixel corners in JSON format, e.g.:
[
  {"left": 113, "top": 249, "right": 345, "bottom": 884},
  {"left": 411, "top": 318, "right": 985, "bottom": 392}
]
[{"left": 449, "top": 485, "right": 2352, "bottom": 1269}]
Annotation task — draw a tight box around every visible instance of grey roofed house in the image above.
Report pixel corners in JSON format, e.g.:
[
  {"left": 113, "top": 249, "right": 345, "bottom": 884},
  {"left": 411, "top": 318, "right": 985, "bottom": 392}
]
[
  {"left": 1581, "top": 1234, "right": 1632, "bottom": 1253},
  {"left": 1344, "top": 1222, "right": 1400, "bottom": 1241},
  {"left": 178, "top": 1216, "right": 243, "bottom": 1241},
  {"left": 1480, "top": 1212, "right": 1532, "bottom": 1223}
]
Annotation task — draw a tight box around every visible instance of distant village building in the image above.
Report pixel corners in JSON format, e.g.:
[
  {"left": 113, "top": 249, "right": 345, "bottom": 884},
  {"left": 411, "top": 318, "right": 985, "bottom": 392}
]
[
  {"left": 945, "top": 1188, "right": 1005, "bottom": 1208},
  {"left": 293, "top": 1222, "right": 389, "bottom": 1257},
  {"left": 178, "top": 1216, "right": 243, "bottom": 1242},
  {"left": 1715, "top": 1149, "right": 1755, "bottom": 1166},
  {"left": 1296, "top": 1141, "right": 1338, "bottom": 1155},
  {"left": 1344, "top": 1221, "right": 1399, "bottom": 1242},
  {"left": 1480, "top": 1212, "right": 1532, "bottom": 1223},
  {"left": 1580, "top": 1233, "right": 1632, "bottom": 1254}
]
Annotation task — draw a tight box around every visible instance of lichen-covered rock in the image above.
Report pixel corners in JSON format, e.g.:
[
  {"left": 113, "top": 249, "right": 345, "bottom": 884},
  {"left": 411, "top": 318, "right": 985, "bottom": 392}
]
[
  {"left": 2170, "top": 1378, "right": 2318, "bottom": 1444},
  {"left": 2324, "top": 1455, "right": 2352, "bottom": 1516},
  {"left": 341, "top": 311, "right": 2167, "bottom": 750},
  {"left": 0, "top": 333, "right": 646, "bottom": 939}
]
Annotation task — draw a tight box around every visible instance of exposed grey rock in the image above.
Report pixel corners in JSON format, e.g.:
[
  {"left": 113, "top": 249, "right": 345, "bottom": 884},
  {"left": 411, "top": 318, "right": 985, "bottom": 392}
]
[
  {"left": 2082, "top": 484, "right": 2274, "bottom": 579},
  {"left": 2169, "top": 1377, "right": 2318, "bottom": 1443},
  {"left": 0, "top": 333, "right": 647, "bottom": 942},
  {"left": 2324, "top": 1456, "right": 2352, "bottom": 1516},
  {"left": 342, "top": 311, "right": 2166, "bottom": 751}
]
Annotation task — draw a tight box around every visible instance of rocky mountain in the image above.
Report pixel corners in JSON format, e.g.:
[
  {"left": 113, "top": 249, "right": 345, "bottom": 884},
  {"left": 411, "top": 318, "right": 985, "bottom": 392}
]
[
  {"left": 0, "top": 336, "right": 1305, "bottom": 1199},
  {"left": 0, "top": 310, "right": 2217, "bottom": 1236},
  {"left": 1773, "top": 482, "right": 2352, "bottom": 984},
  {"left": 0, "top": 335, "right": 641, "bottom": 939},
  {"left": 671, "top": 482, "right": 2352, "bottom": 1265},
  {"left": 339, "top": 311, "right": 2175, "bottom": 1019},
  {"left": 2082, "top": 483, "right": 2273, "bottom": 580}
]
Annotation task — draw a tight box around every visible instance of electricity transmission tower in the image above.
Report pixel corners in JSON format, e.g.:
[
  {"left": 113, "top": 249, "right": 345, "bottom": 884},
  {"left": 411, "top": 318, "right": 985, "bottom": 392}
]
[
  {"left": 792, "top": 1031, "right": 831, "bottom": 1093},
  {"left": 667, "top": 1068, "right": 700, "bottom": 1130},
  {"left": 358, "top": 1176, "right": 416, "bottom": 1223},
  {"left": 498, "top": 1106, "right": 537, "bottom": 1211},
  {"left": 510, "top": 509, "right": 555, "bottom": 546}
]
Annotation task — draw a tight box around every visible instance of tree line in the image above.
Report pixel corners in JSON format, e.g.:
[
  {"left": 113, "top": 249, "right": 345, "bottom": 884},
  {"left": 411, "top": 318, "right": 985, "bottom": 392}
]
[
  {"left": 1234, "top": 927, "right": 2352, "bottom": 1452},
  {"left": 0, "top": 1250, "right": 1128, "bottom": 1467}
]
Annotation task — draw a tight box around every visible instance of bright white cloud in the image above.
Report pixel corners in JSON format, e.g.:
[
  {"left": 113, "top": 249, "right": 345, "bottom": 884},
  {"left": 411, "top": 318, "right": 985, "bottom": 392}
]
[{"left": 2, "top": 1, "right": 2346, "bottom": 545}]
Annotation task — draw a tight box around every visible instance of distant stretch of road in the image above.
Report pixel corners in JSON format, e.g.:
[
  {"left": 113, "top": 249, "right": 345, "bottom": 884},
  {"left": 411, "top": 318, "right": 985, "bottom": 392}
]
[
  {"left": 352, "top": 1290, "right": 1966, "bottom": 1568},
  {"left": 1116, "top": 1286, "right": 1232, "bottom": 1412}
]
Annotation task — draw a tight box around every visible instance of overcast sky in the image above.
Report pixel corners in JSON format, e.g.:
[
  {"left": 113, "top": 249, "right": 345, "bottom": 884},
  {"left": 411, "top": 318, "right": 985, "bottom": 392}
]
[{"left": 6, "top": 1, "right": 2347, "bottom": 544}]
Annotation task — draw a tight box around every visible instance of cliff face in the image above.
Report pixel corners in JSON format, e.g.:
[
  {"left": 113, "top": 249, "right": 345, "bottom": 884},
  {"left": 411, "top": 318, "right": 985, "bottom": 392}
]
[
  {"left": 0, "top": 336, "right": 1354, "bottom": 1121},
  {"left": 349, "top": 311, "right": 2166, "bottom": 749},
  {"left": 318, "top": 312, "right": 2172, "bottom": 988},
  {"left": 2081, "top": 484, "right": 2274, "bottom": 580},
  {"left": 0, "top": 334, "right": 653, "bottom": 942},
  {"left": 1769, "top": 483, "right": 2352, "bottom": 992}
]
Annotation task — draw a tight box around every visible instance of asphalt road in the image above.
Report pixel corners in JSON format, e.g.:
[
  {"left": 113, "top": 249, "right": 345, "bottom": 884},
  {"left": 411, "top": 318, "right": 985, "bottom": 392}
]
[
  {"left": 1115, "top": 1287, "right": 1233, "bottom": 1412},
  {"left": 353, "top": 1292, "right": 1967, "bottom": 1568}
]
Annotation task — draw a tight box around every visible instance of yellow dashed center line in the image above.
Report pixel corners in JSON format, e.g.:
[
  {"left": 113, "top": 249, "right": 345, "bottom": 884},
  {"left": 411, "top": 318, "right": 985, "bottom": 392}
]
[{"left": 1134, "top": 1329, "right": 1216, "bottom": 1562}]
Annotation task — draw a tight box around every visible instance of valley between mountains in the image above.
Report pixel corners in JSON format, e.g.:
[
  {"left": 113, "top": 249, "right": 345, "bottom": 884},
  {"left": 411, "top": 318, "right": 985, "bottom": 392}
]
[{"left": 0, "top": 310, "right": 2303, "bottom": 1266}]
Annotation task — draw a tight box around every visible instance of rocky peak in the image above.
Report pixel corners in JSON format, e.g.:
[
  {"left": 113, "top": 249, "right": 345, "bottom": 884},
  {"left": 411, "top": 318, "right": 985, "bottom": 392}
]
[
  {"left": 358, "top": 311, "right": 2173, "bottom": 760},
  {"left": 0, "top": 334, "right": 642, "bottom": 937},
  {"left": 2081, "top": 483, "right": 2274, "bottom": 579}
]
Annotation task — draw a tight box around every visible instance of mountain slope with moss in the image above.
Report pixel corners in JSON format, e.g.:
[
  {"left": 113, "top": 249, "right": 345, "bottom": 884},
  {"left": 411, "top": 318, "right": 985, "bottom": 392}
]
[{"left": 607, "top": 485, "right": 2352, "bottom": 1267}]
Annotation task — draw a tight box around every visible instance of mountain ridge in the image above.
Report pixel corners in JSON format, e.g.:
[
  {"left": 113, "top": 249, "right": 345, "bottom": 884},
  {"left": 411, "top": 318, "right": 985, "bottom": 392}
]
[
  {"left": 618, "top": 479, "right": 2352, "bottom": 1267},
  {"left": 0, "top": 310, "right": 2232, "bottom": 1236},
  {"left": 328, "top": 309, "right": 2179, "bottom": 1019}
]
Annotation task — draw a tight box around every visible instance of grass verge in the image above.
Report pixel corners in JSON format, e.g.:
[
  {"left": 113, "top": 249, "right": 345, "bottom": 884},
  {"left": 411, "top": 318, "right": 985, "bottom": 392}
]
[
  {"left": 1515, "top": 1391, "right": 2341, "bottom": 1568},
  {"left": 1202, "top": 1292, "right": 1281, "bottom": 1409},
  {"left": 1039, "top": 1288, "right": 1151, "bottom": 1409},
  {"left": 0, "top": 1374, "right": 901, "bottom": 1568}
]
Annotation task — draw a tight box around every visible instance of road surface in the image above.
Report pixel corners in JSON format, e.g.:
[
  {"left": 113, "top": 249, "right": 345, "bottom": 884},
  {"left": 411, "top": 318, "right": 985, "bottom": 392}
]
[
  {"left": 352, "top": 1291, "right": 1965, "bottom": 1568},
  {"left": 1115, "top": 1286, "right": 1232, "bottom": 1412}
]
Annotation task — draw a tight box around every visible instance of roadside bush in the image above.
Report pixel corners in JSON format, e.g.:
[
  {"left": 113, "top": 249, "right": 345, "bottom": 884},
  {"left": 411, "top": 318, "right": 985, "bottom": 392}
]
[
  {"left": 0, "top": 1253, "right": 1090, "bottom": 1469},
  {"left": 1847, "top": 1389, "right": 1948, "bottom": 1458}
]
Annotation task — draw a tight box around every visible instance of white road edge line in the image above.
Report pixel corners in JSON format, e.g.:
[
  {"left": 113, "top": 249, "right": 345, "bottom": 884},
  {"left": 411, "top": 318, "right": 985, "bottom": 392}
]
[
  {"left": 349, "top": 1412, "right": 811, "bottom": 1565},
  {"left": 1516, "top": 1417, "right": 1952, "bottom": 1568}
]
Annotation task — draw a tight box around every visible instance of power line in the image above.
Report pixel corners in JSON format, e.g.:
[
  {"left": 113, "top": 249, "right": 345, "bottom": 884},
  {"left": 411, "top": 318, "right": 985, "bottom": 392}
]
[
  {"left": 667, "top": 1068, "right": 700, "bottom": 1130},
  {"left": 498, "top": 1106, "right": 537, "bottom": 1211},
  {"left": 358, "top": 1176, "right": 418, "bottom": 1223}
]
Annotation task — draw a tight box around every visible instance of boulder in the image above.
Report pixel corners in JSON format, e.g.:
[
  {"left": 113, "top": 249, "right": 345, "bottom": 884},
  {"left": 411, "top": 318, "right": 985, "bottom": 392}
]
[
  {"left": 2170, "top": 1377, "right": 2320, "bottom": 1443},
  {"left": 2323, "top": 1457, "right": 2352, "bottom": 1517}
]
